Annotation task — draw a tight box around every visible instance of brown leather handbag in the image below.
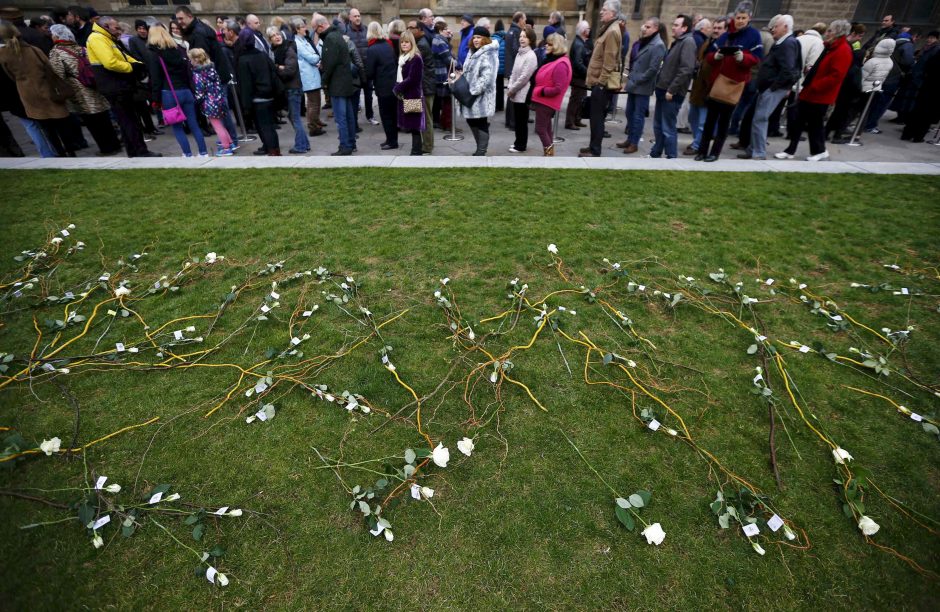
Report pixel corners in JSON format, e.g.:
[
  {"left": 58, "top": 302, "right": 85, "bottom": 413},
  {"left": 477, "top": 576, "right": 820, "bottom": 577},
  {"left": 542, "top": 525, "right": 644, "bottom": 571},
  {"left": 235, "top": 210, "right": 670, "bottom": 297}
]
[{"left": 708, "top": 74, "right": 745, "bottom": 105}]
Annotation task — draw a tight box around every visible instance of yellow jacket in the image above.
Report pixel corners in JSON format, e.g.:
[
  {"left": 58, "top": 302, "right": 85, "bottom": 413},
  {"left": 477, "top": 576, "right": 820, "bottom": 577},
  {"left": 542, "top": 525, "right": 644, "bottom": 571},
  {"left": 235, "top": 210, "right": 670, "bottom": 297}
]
[{"left": 86, "top": 22, "right": 138, "bottom": 73}]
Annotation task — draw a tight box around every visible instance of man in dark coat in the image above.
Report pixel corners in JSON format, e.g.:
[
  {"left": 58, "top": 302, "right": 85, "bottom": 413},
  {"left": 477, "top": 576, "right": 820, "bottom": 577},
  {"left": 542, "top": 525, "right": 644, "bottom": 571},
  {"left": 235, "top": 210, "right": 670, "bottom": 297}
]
[
  {"left": 862, "top": 14, "right": 900, "bottom": 57},
  {"left": 409, "top": 20, "right": 436, "bottom": 154},
  {"left": 176, "top": 7, "right": 232, "bottom": 82},
  {"left": 503, "top": 11, "right": 525, "bottom": 128},
  {"left": 316, "top": 16, "right": 357, "bottom": 155},
  {"left": 0, "top": 7, "right": 52, "bottom": 52},
  {"left": 564, "top": 20, "right": 591, "bottom": 129}
]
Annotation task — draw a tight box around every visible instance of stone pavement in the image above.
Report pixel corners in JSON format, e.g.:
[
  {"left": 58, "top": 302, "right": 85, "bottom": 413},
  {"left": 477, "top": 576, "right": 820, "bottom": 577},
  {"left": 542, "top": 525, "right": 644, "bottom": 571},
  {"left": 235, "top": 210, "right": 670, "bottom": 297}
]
[{"left": 2, "top": 96, "right": 939, "bottom": 173}]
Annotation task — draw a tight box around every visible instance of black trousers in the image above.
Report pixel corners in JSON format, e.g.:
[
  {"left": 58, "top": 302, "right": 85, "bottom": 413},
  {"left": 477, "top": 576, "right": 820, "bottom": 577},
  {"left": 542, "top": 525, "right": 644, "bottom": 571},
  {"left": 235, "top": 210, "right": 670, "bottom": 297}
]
[
  {"left": 496, "top": 75, "right": 505, "bottom": 112},
  {"left": 409, "top": 129, "right": 422, "bottom": 155},
  {"left": 785, "top": 100, "right": 827, "bottom": 156},
  {"left": 377, "top": 94, "right": 398, "bottom": 146},
  {"left": 106, "top": 91, "right": 148, "bottom": 157},
  {"left": 84, "top": 110, "right": 121, "bottom": 154},
  {"left": 699, "top": 99, "right": 735, "bottom": 158},
  {"left": 253, "top": 100, "right": 279, "bottom": 153},
  {"left": 588, "top": 86, "right": 610, "bottom": 155},
  {"left": 512, "top": 101, "right": 529, "bottom": 150},
  {"left": 39, "top": 117, "right": 80, "bottom": 156},
  {"left": 826, "top": 88, "right": 861, "bottom": 137}
]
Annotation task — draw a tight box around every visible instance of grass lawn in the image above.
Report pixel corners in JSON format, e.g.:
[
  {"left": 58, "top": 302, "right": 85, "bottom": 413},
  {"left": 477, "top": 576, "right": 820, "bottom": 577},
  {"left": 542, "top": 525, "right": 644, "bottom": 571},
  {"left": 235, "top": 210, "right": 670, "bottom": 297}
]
[{"left": 0, "top": 169, "right": 938, "bottom": 610}]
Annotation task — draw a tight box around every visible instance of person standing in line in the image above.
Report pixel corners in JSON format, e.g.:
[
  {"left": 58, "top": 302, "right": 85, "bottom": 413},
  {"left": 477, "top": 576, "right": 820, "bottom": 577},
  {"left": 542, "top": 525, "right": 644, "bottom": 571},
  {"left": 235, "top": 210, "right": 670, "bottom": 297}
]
[
  {"left": 456, "top": 14, "right": 475, "bottom": 68},
  {"left": 454, "top": 25, "right": 498, "bottom": 156},
  {"left": 430, "top": 19, "right": 454, "bottom": 130},
  {"left": 346, "top": 8, "right": 375, "bottom": 126},
  {"left": 365, "top": 21, "right": 398, "bottom": 149},
  {"left": 269, "top": 27, "right": 308, "bottom": 154},
  {"left": 617, "top": 17, "right": 664, "bottom": 154},
  {"left": 392, "top": 31, "right": 425, "bottom": 156},
  {"left": 86, "top": 15, "right": 161, "bottom": 157},
  {"left": 292, "top": 17, "right": 325, "bottom": 138},
  {"left": 564, "top": 20, "right": 592, "bottom": 130},
  {"left": 506, "top": 26, "right": 536, "bottom": 153},
  {"left": 503, "top": 11, "right": 525, "bottom": 129},
  {"left": 235, "top": 27, "right": 280, "bottom": 156},
  {"left": 579, "top": 0, "right": 623, "bottom": 157},
  {"left": 315, "top": 14, "right": 357, "bottom": 155},
  {"left": 407, "top": 19, "right": 436, "bottom": 154},
  {"left": 48, "top": 24, "right": 121, "bottom": 156},
  {"left": 737, "top": 14, "right": 800, "bottom": 160},
  {"left": 530, "top": 33, "right": 572, "bottom": 156},
  {"left": 775, "top": 20, "right": 852, "bottom": 162},
  {"left": 649, "top": 15, "right": 697, "bottom": 159},
  {"left": 188, "top": 47, "right": 234, "bottom": 155},
  {"left": 146, "top": 24, "right": 208, "bottom": 157}
]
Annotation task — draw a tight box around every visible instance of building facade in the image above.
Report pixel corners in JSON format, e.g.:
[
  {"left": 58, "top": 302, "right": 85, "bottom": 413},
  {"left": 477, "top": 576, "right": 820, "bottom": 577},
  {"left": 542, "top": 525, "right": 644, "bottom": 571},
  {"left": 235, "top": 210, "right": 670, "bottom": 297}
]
[{"left": 11, "top": 0, "right": 940, "bottom": 40}]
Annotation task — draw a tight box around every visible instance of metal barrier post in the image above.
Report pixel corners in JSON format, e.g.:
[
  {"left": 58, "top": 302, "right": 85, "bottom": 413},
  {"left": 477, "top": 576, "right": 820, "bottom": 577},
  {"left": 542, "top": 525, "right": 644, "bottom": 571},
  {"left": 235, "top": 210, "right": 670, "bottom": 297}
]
[
  {"left": 552, "top": 110, "right": 565, "bottom": 144},
  {"left": 443, "top": 94, "right": 464, "bottom": 142},
  {"left": 228, "top": 81, "right": 257, "bottom": 143},
  {"left": 848, "top": 81, "right": 880, "bottom": 147}
]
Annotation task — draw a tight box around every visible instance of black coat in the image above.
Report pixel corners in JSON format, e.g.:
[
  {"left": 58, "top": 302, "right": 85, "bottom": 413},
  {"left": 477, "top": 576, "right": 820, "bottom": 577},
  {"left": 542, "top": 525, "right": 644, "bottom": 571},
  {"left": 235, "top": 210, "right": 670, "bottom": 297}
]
[
  {"left": 237, "top": 46, "right": 279, "bottom": 109},
  {"left": 505, "top": 23, "right": 522, "bottom": 79},
  {"left": 755, "top": 35, "right": 802, "bottom": 92},
  {"left": 147, "top": 45, "right": 192, "bottom": 99},
  {"left": 570, "top": 36, "right": 590, "bottom": 82},
  {"left": 365, "top": 39, "right": 396, "bottom": 96},
  {"left": 415, "top": 34, "right": 436, "bottom": 95},
  {"left": 320, "top": 26, "right": 356, "bottom": 97},
  {"left": 183, "top": 19, "right": 232, "bottom": 82}
]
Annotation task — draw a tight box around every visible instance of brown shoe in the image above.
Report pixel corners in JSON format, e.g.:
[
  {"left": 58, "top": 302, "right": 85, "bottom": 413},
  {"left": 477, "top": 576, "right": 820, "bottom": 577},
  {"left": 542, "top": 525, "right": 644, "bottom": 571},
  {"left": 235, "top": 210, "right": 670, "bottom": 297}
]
[
  {"left": 565, "top": 123, "right": 581, "bottom": 130},
  {"left": 683, "top": 145, "right": 698, "bottom": 156},
  {"left": 622, "top": 143, "right": 638, "bottom": 154},
  {"left": 729, "top": 142, "right": 744, "bottom": 150},
  {"left": 543, "top": 144, "right": 555, "bottom": 156},
  {"left": 578, "top": 151, "right": 600, "bottom": 157},
  {"left": 575, "top": 121, "right": 587, "bottom": 127},
  {"left": 579, "top": 147, "right": 592, "bottom": 154},
  {"left": 615, "top": 140, "right": 629, "bottom": 148}
]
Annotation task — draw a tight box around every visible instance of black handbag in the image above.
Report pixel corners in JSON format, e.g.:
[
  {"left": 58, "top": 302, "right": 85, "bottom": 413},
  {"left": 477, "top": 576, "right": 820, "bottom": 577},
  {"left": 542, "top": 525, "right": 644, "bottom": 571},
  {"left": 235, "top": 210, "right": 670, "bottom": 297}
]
[{"left": 450, "top": 74, "right": 478, "bottom": 108}]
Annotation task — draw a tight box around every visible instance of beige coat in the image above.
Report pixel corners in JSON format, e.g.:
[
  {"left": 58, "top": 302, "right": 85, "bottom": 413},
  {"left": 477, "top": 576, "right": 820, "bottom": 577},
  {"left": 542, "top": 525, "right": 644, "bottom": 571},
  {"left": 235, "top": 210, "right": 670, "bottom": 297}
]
[
  {"left": 49, "top": 42, "right": 110, "bottom": 115},
  {"left": 586, "top": 19, "right": 623, "bottom": 88},
  {"left": 0, "top": 41, "right": 69, "bottom": 120}
]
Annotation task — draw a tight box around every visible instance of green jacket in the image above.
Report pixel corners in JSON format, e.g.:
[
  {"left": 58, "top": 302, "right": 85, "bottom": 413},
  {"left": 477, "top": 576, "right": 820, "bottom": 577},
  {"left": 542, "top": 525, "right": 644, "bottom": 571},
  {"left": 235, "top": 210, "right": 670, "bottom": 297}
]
[{"left": 320, "top": 26, "right": 356, "bottom": 97}]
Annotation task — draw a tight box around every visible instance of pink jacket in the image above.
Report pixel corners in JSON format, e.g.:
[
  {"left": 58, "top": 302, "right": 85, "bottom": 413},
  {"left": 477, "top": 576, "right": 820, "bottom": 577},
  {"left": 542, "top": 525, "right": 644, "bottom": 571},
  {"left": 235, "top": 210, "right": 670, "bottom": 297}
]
[{"left": 531, "top": 55, "right": 572, "bottom": 111}]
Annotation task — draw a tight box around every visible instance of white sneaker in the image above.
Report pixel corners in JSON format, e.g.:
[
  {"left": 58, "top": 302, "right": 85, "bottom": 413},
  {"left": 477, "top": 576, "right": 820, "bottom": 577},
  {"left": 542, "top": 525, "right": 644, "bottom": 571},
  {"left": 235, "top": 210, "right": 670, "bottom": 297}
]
[
  {"left": 774, "top": 151, "right": 795, "bottom": 159},
  {"left": 508, "top": 146, "right": 524, "bottom": 153},
  {"left": 806, "top": 151, "right": 830, "bottom": 162},
  {"left": 368, "top": 118, "right": 380, "bottom": 125}
]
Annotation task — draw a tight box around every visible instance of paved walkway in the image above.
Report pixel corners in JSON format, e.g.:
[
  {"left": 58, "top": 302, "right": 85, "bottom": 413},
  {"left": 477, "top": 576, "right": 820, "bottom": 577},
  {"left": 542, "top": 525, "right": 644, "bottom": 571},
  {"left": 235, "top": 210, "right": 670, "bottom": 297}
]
[{"left": 3, "top": 99, "right": 939, "bottom": 174}]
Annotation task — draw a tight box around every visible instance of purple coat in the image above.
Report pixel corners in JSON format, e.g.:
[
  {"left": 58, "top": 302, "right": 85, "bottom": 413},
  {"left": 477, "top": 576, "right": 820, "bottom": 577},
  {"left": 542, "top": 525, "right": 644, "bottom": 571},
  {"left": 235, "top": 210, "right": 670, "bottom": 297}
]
[{"left": 392, "top": 54, "right": 425, "bottom": 131}]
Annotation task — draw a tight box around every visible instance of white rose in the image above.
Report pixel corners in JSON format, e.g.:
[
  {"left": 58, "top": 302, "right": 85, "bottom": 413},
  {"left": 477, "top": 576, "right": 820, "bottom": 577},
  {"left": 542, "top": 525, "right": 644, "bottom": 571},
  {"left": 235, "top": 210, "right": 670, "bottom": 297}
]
[
  {"left": 456, "top": 437, "right": 475, "bottom": 456},
  {"left": 40, "top": 437, "right": 61, "bottom": 456},
  {"left": 831, "top": 447, "right": 853, "bottom": 465},
  {"left": 431, "top": 443, "right": 450, "bottom": 468},
  {"left": 858, "top": 515, "right": 880, "bottom": 536},
  {"left": 547, "top": 244, "right": 558, "bottom": 255},
  {"left": 641, "top": 522, "right": 666, "bottom": 546}
]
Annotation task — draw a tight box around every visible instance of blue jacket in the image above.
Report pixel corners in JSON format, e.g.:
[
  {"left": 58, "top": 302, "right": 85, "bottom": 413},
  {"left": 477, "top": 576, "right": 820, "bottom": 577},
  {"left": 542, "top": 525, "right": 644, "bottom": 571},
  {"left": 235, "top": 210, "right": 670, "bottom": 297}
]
[
  {"left": 457, "top": 25, "right": 473, "bottom": 68},
  {"left": 295, "top": 34, "right": 322, "bottom": 91},
  {"left": 493, "top": 31, "right": 506, "bottom": 75}
]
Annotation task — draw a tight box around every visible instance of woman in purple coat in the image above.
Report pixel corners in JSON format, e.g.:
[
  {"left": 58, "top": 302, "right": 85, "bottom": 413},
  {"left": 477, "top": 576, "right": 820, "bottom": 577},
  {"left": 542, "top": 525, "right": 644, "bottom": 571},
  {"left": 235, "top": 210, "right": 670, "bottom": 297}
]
[{"left": 392, "top": 31, "right": 425, "bottom": 155}]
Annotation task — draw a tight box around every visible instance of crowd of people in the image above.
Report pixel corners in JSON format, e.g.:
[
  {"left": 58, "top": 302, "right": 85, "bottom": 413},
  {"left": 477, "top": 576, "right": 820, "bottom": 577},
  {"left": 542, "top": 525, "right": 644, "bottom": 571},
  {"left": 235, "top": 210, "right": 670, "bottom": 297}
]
[{"left": 0, "top": 2, "right": 937, "bottom": 159}]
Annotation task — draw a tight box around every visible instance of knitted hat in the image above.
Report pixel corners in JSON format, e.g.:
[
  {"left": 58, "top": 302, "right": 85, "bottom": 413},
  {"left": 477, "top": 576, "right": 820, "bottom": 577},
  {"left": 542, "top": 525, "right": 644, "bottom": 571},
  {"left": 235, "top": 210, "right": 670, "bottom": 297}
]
[
  {"left": 134, "top": 19, "right": 148, "bottom": 29},
  {"left": 460, "top": 14, "right": 473, "bottom": 25},
  {"left": 472, "top": 25, "right": 488, "bottom": 37}
]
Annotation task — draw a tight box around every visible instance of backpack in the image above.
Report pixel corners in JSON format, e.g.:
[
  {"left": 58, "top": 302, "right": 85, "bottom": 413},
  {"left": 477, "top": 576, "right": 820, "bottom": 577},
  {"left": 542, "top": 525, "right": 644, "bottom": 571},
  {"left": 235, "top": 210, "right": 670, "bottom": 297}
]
[{"left": 62, "top": 46, "right": 96, "bottom": 88}]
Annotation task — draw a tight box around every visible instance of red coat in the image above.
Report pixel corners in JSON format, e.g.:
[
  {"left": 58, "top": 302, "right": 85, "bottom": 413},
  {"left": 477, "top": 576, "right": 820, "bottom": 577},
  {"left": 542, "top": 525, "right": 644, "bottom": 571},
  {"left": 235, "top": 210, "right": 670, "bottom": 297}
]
[
  {"left": 531, "top": 55, "right": 572, "bottom": 111},
  {"left": 799, "top": 36, "right": 852, "bottom": 105}
]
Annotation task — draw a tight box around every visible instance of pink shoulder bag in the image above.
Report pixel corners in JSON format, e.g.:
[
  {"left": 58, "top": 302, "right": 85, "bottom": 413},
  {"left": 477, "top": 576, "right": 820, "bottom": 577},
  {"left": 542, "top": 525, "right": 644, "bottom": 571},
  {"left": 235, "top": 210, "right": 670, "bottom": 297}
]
[{"left": 158, "top": 55, "right": 187, "bottom": 125}]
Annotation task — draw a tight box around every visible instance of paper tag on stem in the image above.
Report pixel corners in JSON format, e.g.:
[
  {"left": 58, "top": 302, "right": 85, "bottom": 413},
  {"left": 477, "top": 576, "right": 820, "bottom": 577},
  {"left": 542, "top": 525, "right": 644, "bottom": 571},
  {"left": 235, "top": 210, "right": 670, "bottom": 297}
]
[
  {"left": 767, "top": 514, "right": 784, "bottom": 532},
  {"left": 95, "top": 476, "right": 108, "bottom": 490},
  {"left": 148, "top": 491, "right": 164, "bottom": 504},
  {"left": 742, "top": 523, "right": 760, "bottom": 537},
  {"left": 648, "top": 419, "right": 661, "bottom": 432},
  {"left": 92, "top": 515, "right": 110, "bottom": 530}
]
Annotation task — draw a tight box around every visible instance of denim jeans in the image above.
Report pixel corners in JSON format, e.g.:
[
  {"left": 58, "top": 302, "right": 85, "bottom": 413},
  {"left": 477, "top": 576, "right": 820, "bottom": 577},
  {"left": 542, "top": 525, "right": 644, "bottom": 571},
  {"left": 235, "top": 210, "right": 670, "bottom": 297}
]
[
  {"left": 286, "top": 88, "right": 310, "bottom": 152},
  {"left": 19, "top": 117, "right": 55, "bottom": 157},
  {"left": 650, "top": 89, "right": 683, "bottom": 158},
  {"left": 625, "top": 93, "right": 649, "bottom": 146},
  {"left": 331, "top": 95, "right": 356, "bottom": 151},
  {"left": 729, "top": 80, "right": 757, "bottom": 135},
  {"left": 162, "top": 88, "right": 206, "bottom": 156},
  {"left": 689, "top": 103, "right": 707, "bottom": 150},
  {"left": 221, "top": 110, "right": 238, "bottom": 147},
  {"left": 748, "top": 87, "right": 790, "bottom": 159}
]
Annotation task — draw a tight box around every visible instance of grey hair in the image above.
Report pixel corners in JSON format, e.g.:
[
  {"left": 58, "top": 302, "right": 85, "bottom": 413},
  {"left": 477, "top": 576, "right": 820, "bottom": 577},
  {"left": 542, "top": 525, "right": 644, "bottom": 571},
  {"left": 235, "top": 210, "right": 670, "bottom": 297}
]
[
  {"left": 550, "top": 11, "right": 564, "bottom": 27},
  {"left": 433, "top": 16, "right": 447, "bottom": 26},
  {"left": 289, "top": 16, "right": 306, "bottom": 31},
  {"left": 734, "top": 2, "right": 754, "bottom": 16},
  {"left": 223, "top": 18, "right": 240, "bottom": 34},
  {"left": 768, "top": 14, "right": 793, "bottom": 32},
  {"left": 418, "top": 8, "right": 432, "bottom": 20},
  {"left": 50, "top": 23, "right": 76, "bottom": 42},
  {"left": 476, "top": 17, "right": 490, "bottom": 30},
  {"left": 828, "top": 19, "right": 851, "bottom": 38},
  {"left": 645, "top": 17, "right": 661, "bottom": 28},
  {"left": 313, "top": 15, "right": 329, "bottom": 28},
  {"left": 97, "top": 16, "right": 115, "bottom": 28},
  {"left": 602, "top": 1, "right": 622, "bottom": 17},
  {"left": 575, "top": 20, "right": 590, "bottom": 36},
  {"left": 695, "top": 18, "right": 712, "bottom": 32}
]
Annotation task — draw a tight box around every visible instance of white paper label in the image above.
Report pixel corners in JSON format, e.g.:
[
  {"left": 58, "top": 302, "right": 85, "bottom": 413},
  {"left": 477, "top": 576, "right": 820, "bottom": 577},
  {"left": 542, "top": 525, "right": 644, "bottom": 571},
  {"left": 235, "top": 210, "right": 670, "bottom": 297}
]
[
  {"left": 128, "top": 347, "right": 139, "bottom": 353},
  {"left": 767, "top": 514, "right": 784, "bottom": 532},
  {"left": 756, "top": 335, "right": 767, "bottom": 342},
  {"left": 214, "top": 506, "right": 229, "bottom": 516},
  {"left": 270, "top": 291, "right": 280, "bottom": 300},
  {"left": 302, "top": 310, "right": 312, "bottom": 317},
  {"left": 742, "top": 523, "right": 760, "bottom": 537},
  {"left": 64, "top": 292, "right": 74, "bottom": 299},
  {"left": 260, "top": 304, "right": 270, "bottom": 313},
  {"left": 95, "top": 476, "right": 108, "bottom": 490},
  {"left": 910, "top": 413, "right": 923, "bottom": 422},
  {"left": 154, "top": 281, "right": 161, "bottom": 289},
  {"left": 173, "top": 330, "right": 184, "bottom": 340},
  {"left": 148, "top": 491, "right": 164, "bottom": 504},
  {"left": 648, "top": 419, "right": 661, "bottom": 432},
  {"left": 92, "top": 515, "right": 111, "bottom": 530},
  {"left": 42, "top": 363, "right": 55, "bottom": 372},
  {"left": 765, "top": 278, "right": 774, "bottom": 285},
  {"left": 638, "top": 285, "right": 646, "bottom": 291},
  {"left": 799, "top": 345, "right": 811, "bottom": 353},
  {"left": 901, "top": 287, "right": 909, "bottom": 295},
  {"left": 115, "top": 343, "right": 125, "bottom": 352},
  {"left": 13, "top": 290, "right": 22, "bottom": 298},
  {"left": 291, "top": 337, "right": 301, "bottom": 346},
  {"left": 61, "top": 229, "right": 70, "bottom": 237},
  {"left": 255, "top": 408, "right": 268, "bottom": 421},
  {"left": 206, "top": 566, "right": 217, "bottom": 584},
  {"left": 832, "top": 315, "right": 843, "bottom": 321}
]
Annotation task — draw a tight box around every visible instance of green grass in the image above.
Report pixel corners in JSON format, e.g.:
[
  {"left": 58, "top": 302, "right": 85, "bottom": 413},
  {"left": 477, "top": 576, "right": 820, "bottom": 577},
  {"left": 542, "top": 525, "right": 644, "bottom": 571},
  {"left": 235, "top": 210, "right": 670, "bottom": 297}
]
[{"left": 0, "top": 169, "right": 938, "bottom": 610}]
